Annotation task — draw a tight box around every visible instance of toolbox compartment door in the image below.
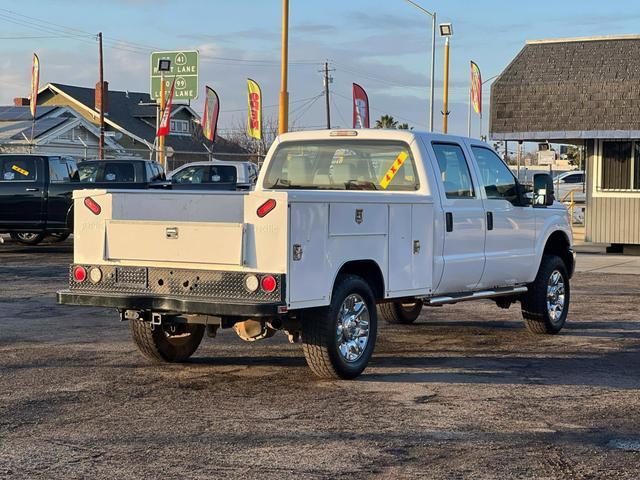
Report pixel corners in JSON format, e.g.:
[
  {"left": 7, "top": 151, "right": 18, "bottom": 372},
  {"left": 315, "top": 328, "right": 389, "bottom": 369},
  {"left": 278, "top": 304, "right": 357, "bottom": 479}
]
[{"left": 105, "top": 220, "right": 245, "bottom": 265}]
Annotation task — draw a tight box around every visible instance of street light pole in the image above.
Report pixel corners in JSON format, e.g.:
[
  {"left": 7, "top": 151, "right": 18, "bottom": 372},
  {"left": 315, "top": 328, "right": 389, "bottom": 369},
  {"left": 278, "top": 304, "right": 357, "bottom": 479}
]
[
  {"left": 279, "top": 0, "right": 289, "bottom": 135},
  {"left": 442, "top": 36, "right": 450, "bottom": 134},
  {"left": 404, "top": 0, "right": 436, "bottom": 132}
]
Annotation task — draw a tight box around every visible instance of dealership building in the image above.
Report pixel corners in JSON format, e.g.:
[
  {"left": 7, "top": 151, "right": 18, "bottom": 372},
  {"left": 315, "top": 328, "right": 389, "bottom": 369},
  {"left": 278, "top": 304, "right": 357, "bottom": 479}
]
[{"left": 491, "top": 35, "right": 640, "bottom": 251}]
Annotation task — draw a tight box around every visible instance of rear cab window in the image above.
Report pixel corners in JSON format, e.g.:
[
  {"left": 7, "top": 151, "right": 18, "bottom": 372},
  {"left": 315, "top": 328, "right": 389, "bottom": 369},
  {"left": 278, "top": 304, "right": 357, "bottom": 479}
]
[
  {"left": 264, "top": 140, "right": 419, "bottom": 191},
  {"left": 0, "top": 156, "right": 39, "bottom": 182}
]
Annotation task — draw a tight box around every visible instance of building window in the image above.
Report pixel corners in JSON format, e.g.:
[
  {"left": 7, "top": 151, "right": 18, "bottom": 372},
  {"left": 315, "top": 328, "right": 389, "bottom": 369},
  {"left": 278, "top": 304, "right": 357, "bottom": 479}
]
[
  {"left": 170, "top": 119, "right": 190, "bottom": 134},
  {"left": 600, "top": 141, "right": 636, "bottom": 190}
]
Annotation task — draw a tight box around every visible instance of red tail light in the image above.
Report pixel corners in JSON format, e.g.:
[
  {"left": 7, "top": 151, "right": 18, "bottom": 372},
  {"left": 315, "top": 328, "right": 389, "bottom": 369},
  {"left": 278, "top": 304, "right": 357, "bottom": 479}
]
[
  {"left": 84, "top": 197, "right": 101, "bottom": 215},
  {"left": 256, "top": 199, "right": 276, "bottom": 218},
  {"left": 261, "top": 275, "right": 277, "bottom": 293},
  {"left": 73, "top": 265, "right": 87, "bottom": 282}
]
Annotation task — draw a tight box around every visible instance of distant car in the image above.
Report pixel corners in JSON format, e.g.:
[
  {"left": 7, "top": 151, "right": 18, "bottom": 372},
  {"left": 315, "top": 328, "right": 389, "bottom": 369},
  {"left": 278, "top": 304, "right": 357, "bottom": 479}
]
[
  {"left": 168, "top": 160, "right": 258, "bottom": 191},
  {"left": 78, "top": 159, "right": 166, "bottom": 186},
  {"left": 554, "top": 170, "right": 585, "bottom": 203}
]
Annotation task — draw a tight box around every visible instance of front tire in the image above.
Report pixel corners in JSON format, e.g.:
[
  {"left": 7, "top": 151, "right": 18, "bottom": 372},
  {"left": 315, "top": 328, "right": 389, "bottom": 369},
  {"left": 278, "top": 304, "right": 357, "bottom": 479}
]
[
  {"left": 130, "top": 319, "right": 205, "bottom": 363},
  {"left": 302, "top": 275, "right": 377, "bottom": 380},
  {"left": 521, "top": 255, "right": 570, "bottom": 334},
  {"left": 378, "top": 300, "right": 423, "bottom": 324},
  {"left": 10, "top": 232, "right": 45, "bottom": 245}
]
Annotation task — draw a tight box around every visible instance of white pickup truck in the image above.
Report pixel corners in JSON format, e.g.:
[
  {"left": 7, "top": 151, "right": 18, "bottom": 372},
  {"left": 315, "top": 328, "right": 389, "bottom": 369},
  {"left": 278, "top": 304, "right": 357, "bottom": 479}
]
[{"left": 58, "top": 130, "right": 574, "bottom": 380}]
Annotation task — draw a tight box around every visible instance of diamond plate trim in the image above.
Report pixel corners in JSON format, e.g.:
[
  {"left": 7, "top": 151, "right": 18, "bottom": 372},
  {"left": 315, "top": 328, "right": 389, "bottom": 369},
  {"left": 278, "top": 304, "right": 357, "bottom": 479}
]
[{"left": 69, "top": 265, "right": 283, "bottom": 303}]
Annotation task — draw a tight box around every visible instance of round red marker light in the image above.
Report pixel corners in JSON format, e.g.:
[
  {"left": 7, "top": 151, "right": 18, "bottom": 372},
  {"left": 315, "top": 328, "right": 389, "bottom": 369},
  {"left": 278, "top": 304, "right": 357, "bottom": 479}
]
[
  {"left": 73, "top": 265, "right": 87, "bottom": 283},
  {"left": 261, "top": 275, "right": 277, "bottom": 293}
]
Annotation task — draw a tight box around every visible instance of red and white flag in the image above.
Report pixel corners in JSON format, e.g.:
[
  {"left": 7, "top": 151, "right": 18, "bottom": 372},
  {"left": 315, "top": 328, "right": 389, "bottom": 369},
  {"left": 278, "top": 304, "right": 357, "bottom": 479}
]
[
  {"left": 353, "top": 83, "right": 370, "bottom": 129},
  {"left": 201, "top": 86, "right": 220, "bottom": 142},
  {"left": 156, "top": 77, "right": 176, "bottom": 137}
]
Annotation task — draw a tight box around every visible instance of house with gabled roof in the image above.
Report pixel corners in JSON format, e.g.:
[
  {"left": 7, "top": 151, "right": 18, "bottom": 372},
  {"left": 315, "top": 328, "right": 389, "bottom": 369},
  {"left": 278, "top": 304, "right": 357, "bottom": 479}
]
[
  {"left": 0, "top": 104, "right": 123, "bottom": 158},
  {"left": 12, "top": 82, "right": 245, "bottom": 169},
  {"left": 490, "top": 35, "right": 640, "bottom": 252}
]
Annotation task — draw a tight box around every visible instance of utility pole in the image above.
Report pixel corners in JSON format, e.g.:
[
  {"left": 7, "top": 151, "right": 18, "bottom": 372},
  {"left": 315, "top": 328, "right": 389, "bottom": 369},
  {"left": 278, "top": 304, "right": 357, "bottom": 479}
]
[
  {"left": 322, "top": 62, "right": 334, "bottom": 129},
  {"left": 98, "top": 32, "right": 105, "bottom": 160},
  {"left": 279, "top": 0, "right": 289, "bottom": 135}
]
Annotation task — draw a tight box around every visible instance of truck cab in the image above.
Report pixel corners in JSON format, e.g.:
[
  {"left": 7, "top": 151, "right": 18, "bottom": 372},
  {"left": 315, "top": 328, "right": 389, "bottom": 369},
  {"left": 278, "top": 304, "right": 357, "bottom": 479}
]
[{"left": 58, "top": 130, "right": 574, "bottom": 379}]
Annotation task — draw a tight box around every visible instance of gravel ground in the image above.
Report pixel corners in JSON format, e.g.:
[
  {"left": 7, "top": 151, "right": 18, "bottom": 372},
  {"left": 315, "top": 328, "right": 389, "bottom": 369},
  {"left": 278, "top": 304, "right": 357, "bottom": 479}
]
[{"left": 0, "top": 239, "right": 639, "bottom": 479}]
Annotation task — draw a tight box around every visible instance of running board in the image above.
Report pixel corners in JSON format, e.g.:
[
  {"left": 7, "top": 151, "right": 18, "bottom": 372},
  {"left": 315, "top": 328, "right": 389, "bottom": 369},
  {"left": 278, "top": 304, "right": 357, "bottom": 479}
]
[{"left": 426, "top": 286, "right": 528, "bottom": 306}]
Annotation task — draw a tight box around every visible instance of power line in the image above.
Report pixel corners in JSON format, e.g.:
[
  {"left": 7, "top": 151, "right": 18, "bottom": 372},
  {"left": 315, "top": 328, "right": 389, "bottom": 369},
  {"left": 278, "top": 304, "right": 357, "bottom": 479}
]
[{"left": 333, "top": 91, "right": 425, "bottom": 129}]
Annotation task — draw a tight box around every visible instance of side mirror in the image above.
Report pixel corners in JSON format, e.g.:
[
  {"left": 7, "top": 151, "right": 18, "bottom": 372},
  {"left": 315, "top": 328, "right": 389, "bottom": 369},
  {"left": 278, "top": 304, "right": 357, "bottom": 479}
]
[{"left": 533, "top": 173, "right": 554, "bottom": 207}]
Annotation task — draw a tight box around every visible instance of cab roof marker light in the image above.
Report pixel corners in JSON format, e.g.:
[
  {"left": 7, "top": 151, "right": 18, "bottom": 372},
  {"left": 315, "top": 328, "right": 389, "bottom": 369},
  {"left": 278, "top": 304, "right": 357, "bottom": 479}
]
[
  {"left": 84, "top": 197, "right": 101, "bottom": 216},
  {"left": 330, "top": 130, "right": 358, "bottom": 137}
]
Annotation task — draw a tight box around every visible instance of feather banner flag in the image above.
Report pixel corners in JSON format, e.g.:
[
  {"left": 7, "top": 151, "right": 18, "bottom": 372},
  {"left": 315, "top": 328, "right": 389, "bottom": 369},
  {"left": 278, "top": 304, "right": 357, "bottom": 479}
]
[
  {"left": 201, "top": 86, "right": 220, "bottom": 142},
  {"left": 247, "top": 79, "right": 262, "bottom": 140},
  {"left": 156, "top": 77, "right": 176, "bottom": 137},
  {"left": 353, "top": 83, "right": 370, "bottom": 129},
  {"left": 470, "top": 61, "right": 482, "bottom": 116},
  {"left": 30, "top": 53, "right": 40, "bottom": 118}
]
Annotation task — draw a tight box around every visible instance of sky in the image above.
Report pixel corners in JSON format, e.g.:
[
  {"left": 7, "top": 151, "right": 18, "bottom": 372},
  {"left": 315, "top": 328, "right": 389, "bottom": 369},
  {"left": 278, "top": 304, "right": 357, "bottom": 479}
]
[{"left": 2, "top": 0, "right": 640, "bottom": 141}]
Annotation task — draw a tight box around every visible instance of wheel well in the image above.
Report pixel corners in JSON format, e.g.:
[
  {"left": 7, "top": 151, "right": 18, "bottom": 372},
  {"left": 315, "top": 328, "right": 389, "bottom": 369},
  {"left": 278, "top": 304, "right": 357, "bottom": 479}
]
[
  {"left": 335, "top": 260, "right": 385, "bottom": 300},
  {"left": 543, "top": 231, "right": 574, "bottom": 277}
]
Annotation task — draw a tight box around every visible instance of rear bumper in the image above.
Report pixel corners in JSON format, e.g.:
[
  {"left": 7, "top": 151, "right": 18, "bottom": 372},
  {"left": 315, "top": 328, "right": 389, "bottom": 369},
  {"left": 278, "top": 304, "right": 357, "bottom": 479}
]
[{"left": 57, "top": 290, "right": 284, "bottom": 317}]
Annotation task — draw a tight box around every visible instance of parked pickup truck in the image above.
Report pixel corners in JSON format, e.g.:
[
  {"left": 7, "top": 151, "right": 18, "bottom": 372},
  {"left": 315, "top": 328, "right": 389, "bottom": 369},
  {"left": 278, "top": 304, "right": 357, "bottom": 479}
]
[
  {"left": 0, "top": 156, "right": 166, "bottom": 245},
  {"left": 58, "top": 130, "right": 574, "bottom": 379}
]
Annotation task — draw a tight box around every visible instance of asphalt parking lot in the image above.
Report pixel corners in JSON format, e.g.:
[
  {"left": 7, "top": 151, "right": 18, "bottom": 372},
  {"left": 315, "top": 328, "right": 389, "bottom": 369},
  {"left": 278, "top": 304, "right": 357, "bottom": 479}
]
[{"left": 1, "top": 238, "right": 639, "bottom": 479}]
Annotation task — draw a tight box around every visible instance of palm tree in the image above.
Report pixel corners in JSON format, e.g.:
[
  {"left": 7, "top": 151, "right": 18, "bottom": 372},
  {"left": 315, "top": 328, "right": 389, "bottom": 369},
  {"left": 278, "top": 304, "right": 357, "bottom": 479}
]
[{"left": 375, "top": 115, "right": 398, "bottom": 129}]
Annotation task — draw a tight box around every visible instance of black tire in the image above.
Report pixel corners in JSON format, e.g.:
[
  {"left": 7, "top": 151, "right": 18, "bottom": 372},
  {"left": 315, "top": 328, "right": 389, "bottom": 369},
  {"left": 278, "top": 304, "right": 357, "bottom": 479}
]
[
  {"left": 302, "top": 275, "right": 377, "bottom": 380},
  {"left": 521, "top": 254, "right": 570, "bottom": 334},
  {"left": 48, "top": 232, "right": 70, "bottom": 243},
  {"left": 378, "top": 300, "right": 423, "bottom": 324},
  {"left": 130, "top": 319, "right": 205, "bottom": 363},
  {"left": 10, "top": 232, "right": 46, "bottom": 245}
]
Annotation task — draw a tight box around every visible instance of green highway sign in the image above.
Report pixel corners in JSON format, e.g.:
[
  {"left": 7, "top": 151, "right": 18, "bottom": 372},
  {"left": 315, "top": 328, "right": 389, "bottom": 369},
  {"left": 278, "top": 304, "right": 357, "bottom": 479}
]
[{"left": 150, "top": 50, "right": 199, "bottom": 100}]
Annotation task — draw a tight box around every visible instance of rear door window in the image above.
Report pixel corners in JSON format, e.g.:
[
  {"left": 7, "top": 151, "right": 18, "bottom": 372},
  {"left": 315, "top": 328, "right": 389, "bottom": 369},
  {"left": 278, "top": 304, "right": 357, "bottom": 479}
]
[
  {"left": 49, "top": 158, "right": 71, "bottom": 183},
  {"left": 0, "top": 156, "right": 38, "bottom": 182},
  {"left": 431, "top": 143, "right": 475, "bottom": 199}
]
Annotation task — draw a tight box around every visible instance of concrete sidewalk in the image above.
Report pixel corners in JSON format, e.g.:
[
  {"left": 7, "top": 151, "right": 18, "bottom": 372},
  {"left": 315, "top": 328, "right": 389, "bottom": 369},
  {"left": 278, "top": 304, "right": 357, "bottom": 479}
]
[{"left": 576, "top": 253, "right": 640, "bottom": 275}]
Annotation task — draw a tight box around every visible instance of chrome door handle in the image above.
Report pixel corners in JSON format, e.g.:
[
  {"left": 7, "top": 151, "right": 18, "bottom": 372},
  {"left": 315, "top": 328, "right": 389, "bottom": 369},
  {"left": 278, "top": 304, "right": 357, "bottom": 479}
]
[{"left": 25, "top": 188, "right": 39, "bottom": 192}]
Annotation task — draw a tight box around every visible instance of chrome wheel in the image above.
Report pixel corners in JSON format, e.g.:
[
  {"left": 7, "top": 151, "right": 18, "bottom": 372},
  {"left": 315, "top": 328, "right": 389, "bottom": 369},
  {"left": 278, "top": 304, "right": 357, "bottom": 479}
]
[
  {"left": 16, "top": 233, "right": 39, "bottom": 241},
  {"left": 335, "top": 293, "right": 370, "bottom": 363},
  {"left": 546, "top": 270, "right": 566, "bottom": 323}
]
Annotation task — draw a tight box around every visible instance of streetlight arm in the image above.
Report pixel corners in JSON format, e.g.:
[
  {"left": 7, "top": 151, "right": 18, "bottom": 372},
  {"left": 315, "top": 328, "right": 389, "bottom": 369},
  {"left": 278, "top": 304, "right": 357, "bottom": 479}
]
[{"left": 404, "top": 0, "right": 434, "bottom": 17}]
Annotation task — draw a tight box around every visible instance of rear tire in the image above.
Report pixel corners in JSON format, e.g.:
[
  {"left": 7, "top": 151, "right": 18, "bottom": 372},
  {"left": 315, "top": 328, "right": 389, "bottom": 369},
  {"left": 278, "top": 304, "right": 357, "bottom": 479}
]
[
  {"left": 521, "top": 255, "right": 570, "bottom": 334},
  {"left": 302, "top": 275, "right": 377, "bottom": 380},
  {"left": 378, "top": 300, "right": 423, "bottom": 324},
  {"left": 130, "top": 318, "right": 205, "bottom": 363},
  {"left": 10, "top": 232, "right": 45, "bottom": 245}
]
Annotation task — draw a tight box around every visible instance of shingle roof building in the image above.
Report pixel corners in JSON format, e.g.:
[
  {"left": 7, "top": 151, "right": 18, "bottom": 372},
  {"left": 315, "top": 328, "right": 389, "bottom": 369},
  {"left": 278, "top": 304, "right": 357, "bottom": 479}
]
[
  {"left": 490, "top": 35, "right": 640, "bottom": 141},
  {"left": 490, "top": 35, "right": 640, "bottom": 250}
]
